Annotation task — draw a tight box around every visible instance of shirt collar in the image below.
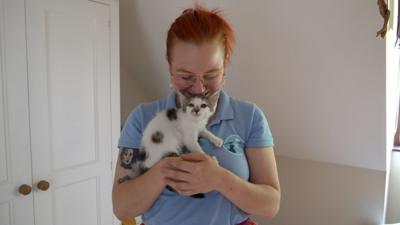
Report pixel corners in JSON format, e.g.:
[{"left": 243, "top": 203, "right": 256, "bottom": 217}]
[
  {"left": 209, "top": 90, "right": 234, "bottom": 126},
  {"left": 165, "top": 91, "right": 234, "bottom": 126},
  {"left": 165, "top": 91, "right": 177, "bottom": 109}
]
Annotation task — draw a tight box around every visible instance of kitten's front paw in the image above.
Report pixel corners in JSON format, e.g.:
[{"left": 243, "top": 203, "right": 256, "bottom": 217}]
[
  {"left": 192, "top": 148, "right": 205, "bottom": 154},
  {"left": 212, "top": 156, "right": 219, "bottom": 164},
  {"left": 213, "top": 138, "right": 224, "bottom": 148}
]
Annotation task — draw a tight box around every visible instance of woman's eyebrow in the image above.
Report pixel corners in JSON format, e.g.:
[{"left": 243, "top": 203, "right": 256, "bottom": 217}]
[
  {"left": 176, "top": 68, "right": 193, "bottom": 74},
  {"left": 205, "top": 68, "right": 222, "bottom": 73},
  {"left": 176, "top": 68, "right": 221, "bottom": 74}
]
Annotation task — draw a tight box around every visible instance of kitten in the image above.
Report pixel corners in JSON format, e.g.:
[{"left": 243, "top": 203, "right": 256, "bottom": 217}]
[{"left": 120, "top": 91, "right": 223, "bottom": 198}]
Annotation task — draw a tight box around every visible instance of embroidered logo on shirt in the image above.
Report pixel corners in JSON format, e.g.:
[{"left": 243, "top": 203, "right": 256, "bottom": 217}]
[{"left": 223, "top": 135, "right": 245, "bottom": 155}]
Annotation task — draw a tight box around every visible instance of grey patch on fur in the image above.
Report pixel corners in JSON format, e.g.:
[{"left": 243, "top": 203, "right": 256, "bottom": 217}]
[
  {"left": 191, "top": 193, "right": 205, "bottom": 199},
  {"left": 180, "top": 145, "right": 191, "bottom": 154},
  {"left": 137, "top": 147, "right": 148, "bottom": 162},
  {"left": 139, "top": 165, "right": 149, "bottom": 174},
  {"left": 117, "top": 175, "right": 131, "bottom": 184},
  {"left": 151, "top": 131, "right": 164, "bottom": 143},
  {"left": 166, "top": 184, "right": 205, "bottom": 199},
  {"left": 166, "top": 108, "right": 177, "bottom": 121},
  {"left": 166, "top": 185, "right": 175, "bottom": 192}
]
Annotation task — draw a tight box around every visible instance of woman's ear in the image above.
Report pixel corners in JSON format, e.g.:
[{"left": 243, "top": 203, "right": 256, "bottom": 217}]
[{"left": 207, "top": 91, "right": 220, "bottom": 112}]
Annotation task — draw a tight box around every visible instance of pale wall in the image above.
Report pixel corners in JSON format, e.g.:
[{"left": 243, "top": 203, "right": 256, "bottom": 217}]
[
  {"left": 120, "top": 67, "right": 150, "bottom": 123},
  {"left": 252, "top": 156, "right": 386, "bottom": 225}
]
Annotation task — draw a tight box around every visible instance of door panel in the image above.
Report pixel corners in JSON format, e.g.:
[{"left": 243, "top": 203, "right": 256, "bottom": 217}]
[
  {"left": 0, "top": 203, "right": 11, "bottom": 225},
  {"left": 26, "top": 0, "right": 113, "bottom": 224},
  {"left": 0, "top": 0, "right": 35, "bottom": 224},
  {"left": 54, "top": 178, "right": 99, "bottom": 225},
  {"left": 46, "top": 10, "right": 97, "bottom": 170}
]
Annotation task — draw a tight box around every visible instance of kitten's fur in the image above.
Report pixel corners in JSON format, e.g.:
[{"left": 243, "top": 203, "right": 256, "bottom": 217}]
[{"left": 120, "top": 91, "right": 223, "bottom": 198}]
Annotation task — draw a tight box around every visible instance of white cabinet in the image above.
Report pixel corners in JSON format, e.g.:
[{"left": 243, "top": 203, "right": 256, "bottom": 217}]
[{"left": 0, "top": 0, "right": 120, "bottom": 224}]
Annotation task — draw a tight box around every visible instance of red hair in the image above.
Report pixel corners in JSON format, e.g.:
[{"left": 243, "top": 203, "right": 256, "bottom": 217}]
[{"left": 166, "top": 5, "right": 235, "bottom": 64}]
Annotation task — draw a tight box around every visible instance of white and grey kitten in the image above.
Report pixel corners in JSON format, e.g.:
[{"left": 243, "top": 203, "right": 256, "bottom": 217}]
[{"left": 119, "top": 91, "right": 222, "bottom": 198}]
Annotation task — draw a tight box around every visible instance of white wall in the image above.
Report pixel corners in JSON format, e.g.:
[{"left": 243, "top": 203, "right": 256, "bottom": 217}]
[
  {"left": 226, "top": 0, "right": 386, "bottom": 171},
  {"left": 120, "top": 0, "right": 385, "bottom": 171},
  {"left": 120, "top": 67, "right": 150, "bottom": 122}
]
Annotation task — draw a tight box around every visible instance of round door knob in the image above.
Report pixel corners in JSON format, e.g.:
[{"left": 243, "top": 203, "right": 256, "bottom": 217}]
[
  {"left": 37, "top": 180, "right": 50, "bottom": 191},
  {"left": 18, "top": 184, "right": 32, "bottom": 195}
]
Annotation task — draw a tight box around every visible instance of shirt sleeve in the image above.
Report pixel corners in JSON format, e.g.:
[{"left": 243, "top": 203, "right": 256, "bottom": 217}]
[
  {"left": 118, "top": 106, "right": 144, "bottom": 149},
  {"left": 246, "top": 104, "right": 274, "bottom": 148}
]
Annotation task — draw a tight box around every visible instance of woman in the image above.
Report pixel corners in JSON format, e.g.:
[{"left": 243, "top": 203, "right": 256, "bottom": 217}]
[{"left": 113, "top": 5, "right": 280, "bottom": 225}]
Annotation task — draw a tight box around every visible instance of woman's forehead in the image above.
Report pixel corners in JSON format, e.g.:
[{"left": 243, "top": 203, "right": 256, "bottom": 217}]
[{"left": 170, "top": 41, "right": 224, "bottom": 72}]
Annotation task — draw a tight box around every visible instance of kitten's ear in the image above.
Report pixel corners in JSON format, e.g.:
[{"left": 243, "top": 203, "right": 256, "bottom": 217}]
[
  {"left": 207, "top": 91, "right": 220, "bottom": 112},
  {"left": 176, "top": 91, "right": 188, "bottom": 108}
]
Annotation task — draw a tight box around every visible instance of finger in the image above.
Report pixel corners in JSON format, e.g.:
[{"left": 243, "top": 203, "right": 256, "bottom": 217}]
[
  {"left": 164, "top": 168, "right": 193, "bottom": 182},
  {"left": 180, "top": 189, "right": 196, "bottom": 196},
  {"left": 180, "top": 152, "right": 207, "bottom": 162},
  {"left": 165, "top": 178, "right": 193, "bottom": 194},
  {"left": 168, "top": 159, "right": 196, "bottom": 173}
]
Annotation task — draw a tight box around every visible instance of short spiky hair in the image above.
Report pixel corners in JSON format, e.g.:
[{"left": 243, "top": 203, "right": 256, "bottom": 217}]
[{"left": 166, "top": 5, "right": 235, "bottom": 64}]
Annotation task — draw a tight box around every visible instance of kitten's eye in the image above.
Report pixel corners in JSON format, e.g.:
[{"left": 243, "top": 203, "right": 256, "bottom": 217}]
[
  {"left": 188, "top": 103, "right": 194, "bottom": 107},
  {"left": 201, "top": 104, "right": 207, "bottom": 108}
]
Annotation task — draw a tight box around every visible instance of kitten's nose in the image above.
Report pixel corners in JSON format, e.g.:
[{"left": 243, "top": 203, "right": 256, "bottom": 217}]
[{"left": 193, "top": 107, "right": 200, "bottom": 113}]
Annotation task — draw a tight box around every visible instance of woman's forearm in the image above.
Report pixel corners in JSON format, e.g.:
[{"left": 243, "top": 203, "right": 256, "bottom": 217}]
[
  {"left": 112, "top": 165, "right": 165, "bottom": 220},
  {"left": 216, "top": 168, "right": 280, "bottom": 218}
]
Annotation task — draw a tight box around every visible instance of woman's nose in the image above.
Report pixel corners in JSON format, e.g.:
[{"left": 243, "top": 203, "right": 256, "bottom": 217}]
[{"left": 189, "top": 78, "right": 206, "bottom": 95}]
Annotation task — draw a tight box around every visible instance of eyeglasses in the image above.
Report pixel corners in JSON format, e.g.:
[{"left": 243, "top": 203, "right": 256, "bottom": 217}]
[{"left": 172, "top": 70, "right": 224, "bottom": 88}]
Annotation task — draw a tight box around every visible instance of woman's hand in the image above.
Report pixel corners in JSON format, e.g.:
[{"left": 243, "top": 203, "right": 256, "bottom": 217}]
[{"left": 162, "top": 152, "right": 224, "bottom": 196}]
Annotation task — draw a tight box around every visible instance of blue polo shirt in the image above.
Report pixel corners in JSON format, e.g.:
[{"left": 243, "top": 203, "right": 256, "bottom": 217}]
[{"left": 118, "top": 91, "right": 273, "bottom": 225}]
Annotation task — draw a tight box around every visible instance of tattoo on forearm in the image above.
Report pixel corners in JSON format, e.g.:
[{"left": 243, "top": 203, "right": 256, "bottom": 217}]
[
  {"left": 117, "top": 175, "right": 131, "bottom": 184},
  {"left": 119, "top": 147, "right": 138, "bottom": 169}
]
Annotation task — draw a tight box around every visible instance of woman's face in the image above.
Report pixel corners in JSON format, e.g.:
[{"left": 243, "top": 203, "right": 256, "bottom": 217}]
[{"left": 169, "top": 41, "right": 225, "bottom": 97}]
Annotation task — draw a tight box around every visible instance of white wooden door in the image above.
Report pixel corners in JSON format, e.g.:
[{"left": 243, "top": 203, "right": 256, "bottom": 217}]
[
  {"left": 25, "top": 0, "right": 114, "bottom": 225},
  {"left": 0, "top": 0, "right": 35, "bottom": 224}
]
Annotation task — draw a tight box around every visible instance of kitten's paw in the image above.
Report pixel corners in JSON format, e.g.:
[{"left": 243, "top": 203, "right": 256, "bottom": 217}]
[
  {"left": 192, "top": 148, "right": 204, "bottom": 153},
  {"left": 213, "top": 138, "right": 224, "bottom": 148},
  {"left": 212, "top": 156, "right": 219, "bottom": 164}
]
